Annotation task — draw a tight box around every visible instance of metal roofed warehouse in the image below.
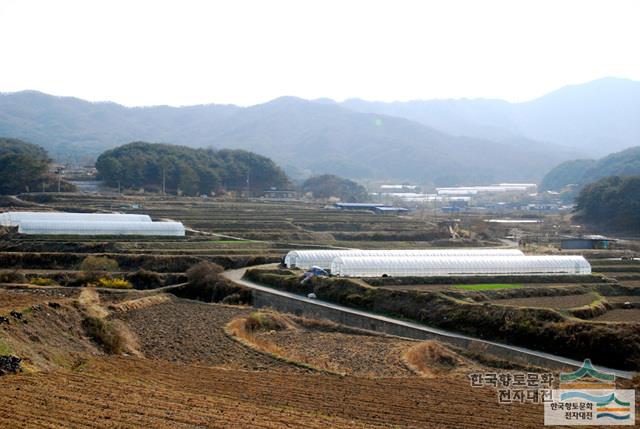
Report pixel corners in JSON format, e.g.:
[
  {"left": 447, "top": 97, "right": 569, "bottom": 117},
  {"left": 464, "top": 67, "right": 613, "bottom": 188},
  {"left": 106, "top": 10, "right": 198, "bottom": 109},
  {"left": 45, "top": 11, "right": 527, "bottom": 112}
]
[
  {"left": 330, "top": 255, "right": 591, "bottom": 277},
  {"left": 284, "top": 248, "right": 524, "bottom": 270}
]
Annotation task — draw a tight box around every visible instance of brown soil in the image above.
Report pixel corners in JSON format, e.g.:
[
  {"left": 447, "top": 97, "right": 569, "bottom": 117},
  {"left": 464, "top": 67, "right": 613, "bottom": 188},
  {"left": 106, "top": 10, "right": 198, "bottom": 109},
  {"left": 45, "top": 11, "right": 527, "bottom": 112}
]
[
  {"left": 0, "top": 356, "right": 545, "bottom": 428},
  {"left": 490, "top": 293, "right": 598, "bottom": 309},
  {"left": 0, "top": 286, "right": 549, "bottom": 428},
  {"left": 116, "top": 298, "right": 304, "bottom": 372},
  {"left": 236, "top": 312, "right": 418, "bottom": 377},
  {"left": 0, "top": 286, "right": 78, "bottom": 312},
  {"left": 404, "top": 341, "right": 477, "bottom": 377},
  {"left": 605, "top": 295, "right": 640, "bottom": 304},
  {"left": 592, "top": 309, "right": 640, "bottom": 322}
]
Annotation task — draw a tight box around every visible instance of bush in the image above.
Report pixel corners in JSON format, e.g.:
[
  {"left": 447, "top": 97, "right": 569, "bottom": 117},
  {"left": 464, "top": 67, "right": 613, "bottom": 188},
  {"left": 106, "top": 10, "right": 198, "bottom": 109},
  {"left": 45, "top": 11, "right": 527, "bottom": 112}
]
[
  {"left": 29, "top": 277, "right": 58, "bottom": 286},
  {"left": 80, "top": 256, "right": 119, "bottom": 272},
  {"left": 96, "top": 277, "right": 132, "bottom": 289},
  {"left": 127, "top": 269, "right": 164, "bottom": 290},
  {"left": 81, "top": 316, "right": 124, "bottom": 354},
  {"left": 80, "top": 256, "right": 119, "bottom": 283},
  {"left": 187, "top": 261, "right": 224, "bottom": 285},
  {"left": 172, "top": 261, "right": 252, "bottom": 304}
]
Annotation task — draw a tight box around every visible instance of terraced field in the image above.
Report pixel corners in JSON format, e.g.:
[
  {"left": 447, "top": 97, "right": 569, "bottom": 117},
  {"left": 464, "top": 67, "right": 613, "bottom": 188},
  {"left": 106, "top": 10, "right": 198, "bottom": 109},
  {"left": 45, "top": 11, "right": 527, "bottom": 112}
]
[
  {"left": 593, "top": 309, "right": 640, "bottom": 322},
  {"left": 490, "top": 293, "right": 599, "bottom": 309},
  {"left": 116, "top": 298, "right": 304, "bottom": 371},
  {"left": 0, "top": 356, "right": 546, "bottom": 429}
]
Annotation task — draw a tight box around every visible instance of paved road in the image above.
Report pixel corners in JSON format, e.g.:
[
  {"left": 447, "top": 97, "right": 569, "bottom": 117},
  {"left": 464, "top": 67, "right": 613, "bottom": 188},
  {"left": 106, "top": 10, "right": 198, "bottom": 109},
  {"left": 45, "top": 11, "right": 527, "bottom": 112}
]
[{"left": 223, "top": 266, "right": 636, "bottom": 379}]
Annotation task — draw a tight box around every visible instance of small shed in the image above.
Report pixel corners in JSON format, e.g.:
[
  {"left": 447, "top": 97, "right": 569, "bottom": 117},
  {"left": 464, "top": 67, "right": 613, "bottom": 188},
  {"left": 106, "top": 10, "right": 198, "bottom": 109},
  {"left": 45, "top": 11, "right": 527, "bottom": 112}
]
[
  {"left": 560, "top": 235, "right": 614, "bottom": 250},
  {"left": 334, "top": 203, "right": 387, "bottom": 210},
  {"left": 373, "top": 206, "right": 409, "bottom": 215}
]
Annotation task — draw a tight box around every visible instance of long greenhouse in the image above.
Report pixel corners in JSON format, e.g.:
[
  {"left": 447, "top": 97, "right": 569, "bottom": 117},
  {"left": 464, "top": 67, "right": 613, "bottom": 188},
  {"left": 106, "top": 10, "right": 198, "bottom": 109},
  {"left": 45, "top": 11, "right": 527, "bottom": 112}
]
[
  {"left": 17, "top": 220, "right": 185, "bottom": 236},
  {"left": 330, "top": 255, "right": 591, "bottom": 277},
  {"left": 0, "top": 211, "right": 152, "bottom": 226},
  {"left": 284, "top": 248, "right": 524, "bottom": 269}
]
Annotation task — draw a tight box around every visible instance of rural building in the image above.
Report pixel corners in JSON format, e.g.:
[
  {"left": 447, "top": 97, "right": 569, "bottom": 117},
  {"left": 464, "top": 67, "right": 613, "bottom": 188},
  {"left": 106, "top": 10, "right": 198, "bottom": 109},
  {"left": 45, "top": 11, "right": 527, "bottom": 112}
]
[
  {"left": 330, "top": 255, "right": 591, "bottom": 277},
  {"left": 262, "top": 190, "right": 298, "bottom": 200},
  {"left": 561, "top": 235, "right": 614, "bottom": 250},
  {"left": 373, "top": 207, "right": 409, "bottom": 215},
  {"left": 284, "top": 248, "right": 524, "bottom": 270},
  {"left": 334, "top": 203, "right": 387, "bottom": 210}
]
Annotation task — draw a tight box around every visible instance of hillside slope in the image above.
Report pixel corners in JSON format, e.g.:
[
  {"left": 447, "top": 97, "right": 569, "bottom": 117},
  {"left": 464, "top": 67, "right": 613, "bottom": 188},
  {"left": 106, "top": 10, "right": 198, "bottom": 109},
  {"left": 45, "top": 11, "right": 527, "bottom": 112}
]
[{"left": 540, "top": 146, "right": 640, "bottom": 191}]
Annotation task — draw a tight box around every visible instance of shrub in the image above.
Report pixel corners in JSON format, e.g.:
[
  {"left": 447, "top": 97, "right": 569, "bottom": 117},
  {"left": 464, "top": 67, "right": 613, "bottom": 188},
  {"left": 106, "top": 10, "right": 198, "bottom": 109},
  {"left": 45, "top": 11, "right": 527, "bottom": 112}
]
[
  {"left": 80, "top": 256, "right": 119, "bottom": 272},
  {"left": 172, "top": 261, "right": 252, "bottom": 304},
  {"left": 127, "top": 269, "right": 164, "bottom": 290},
  {"left": 29, "top": 277, "right": 58, "bottom": 286},
  {"left": 96, "top": 277, "right": 132, "bottom": 289},
  {"left": 81, "top": 316, "right": 124, "bottom": 354},
  {"left": 187, "top": 261, "right": 224, "bottom": 286},
  {"left": 80, "top": 256, "right": 119, "bottom": 283}
]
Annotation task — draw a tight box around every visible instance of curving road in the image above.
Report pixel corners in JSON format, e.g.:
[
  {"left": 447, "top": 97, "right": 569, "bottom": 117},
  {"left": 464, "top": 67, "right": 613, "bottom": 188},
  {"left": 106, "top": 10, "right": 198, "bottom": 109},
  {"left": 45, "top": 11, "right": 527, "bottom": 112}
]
[{"left": 223, "top": 265, "right": 636, "bottom": 380}]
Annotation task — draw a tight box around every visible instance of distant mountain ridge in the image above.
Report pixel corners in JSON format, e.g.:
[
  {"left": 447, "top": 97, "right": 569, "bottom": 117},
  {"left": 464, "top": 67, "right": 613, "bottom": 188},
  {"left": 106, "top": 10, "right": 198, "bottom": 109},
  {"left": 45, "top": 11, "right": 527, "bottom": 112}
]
[
  {"left": 2, "top": 78, "right": 635, "bottom": 184},
  {"left": 341, "top": 77, "right": 640, "bottom": 156}
]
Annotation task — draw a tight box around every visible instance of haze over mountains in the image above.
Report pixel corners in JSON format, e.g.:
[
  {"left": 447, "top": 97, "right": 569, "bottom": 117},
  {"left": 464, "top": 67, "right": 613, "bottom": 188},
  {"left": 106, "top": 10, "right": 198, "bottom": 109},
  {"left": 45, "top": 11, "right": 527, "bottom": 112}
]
[{"left": 0, "top": 77, "right": 638, "bottom": 185}]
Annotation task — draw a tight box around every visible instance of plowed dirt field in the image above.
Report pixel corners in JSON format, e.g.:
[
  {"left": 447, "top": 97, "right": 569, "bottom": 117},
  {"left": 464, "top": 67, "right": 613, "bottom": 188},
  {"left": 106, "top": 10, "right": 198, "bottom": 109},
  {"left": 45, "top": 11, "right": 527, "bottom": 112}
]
[{"left": 0, "top": 356, "right": 545, "bottom": 428}]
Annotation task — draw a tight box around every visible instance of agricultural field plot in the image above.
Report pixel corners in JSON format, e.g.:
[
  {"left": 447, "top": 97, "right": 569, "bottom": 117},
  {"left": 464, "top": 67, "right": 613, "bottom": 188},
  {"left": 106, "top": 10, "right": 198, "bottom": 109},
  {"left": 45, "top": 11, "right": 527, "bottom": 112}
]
[
  {"left": 115, "top": 298, "right": 304, "bottom": 371},
  {"left": 230, "top": 312, "right": 419, "bottom": 377},
  {"left": 489, "top": 293, "right": 599, "bottom": 309},
  {"left": 0, "top": 286, "right": 78, "bottom": 311},
  {"left": 593, "top": 309, "right": 640, "bottom": 322},
  {"left": 605, "top": 295, "right": 640, "bottom": 304},
  {"left": 0, "top": 286, "right": 552, "bottom": 428},
  {"left": 14, "top": 194, "right": 488, "bottom": 248},
  {"left": 0, "top": 356, "right": 547, "bottom": 429}
]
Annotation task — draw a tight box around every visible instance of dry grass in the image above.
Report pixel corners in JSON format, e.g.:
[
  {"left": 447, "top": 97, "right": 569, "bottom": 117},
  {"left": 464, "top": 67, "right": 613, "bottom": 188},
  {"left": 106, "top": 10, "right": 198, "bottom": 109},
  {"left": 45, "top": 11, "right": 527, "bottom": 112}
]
[
  {"left": 109, "top": 294, "right": 172, "bottom": 313},
  {"left": 403, "top": 341, "right": 474, "bottom": 378}
]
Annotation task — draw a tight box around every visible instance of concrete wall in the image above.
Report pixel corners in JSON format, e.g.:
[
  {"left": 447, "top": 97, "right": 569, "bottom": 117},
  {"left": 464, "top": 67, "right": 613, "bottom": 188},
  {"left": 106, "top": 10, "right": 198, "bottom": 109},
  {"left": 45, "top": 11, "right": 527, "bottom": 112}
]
[{"left": 252, "top": 289, "right": 574, "bottom": 371}]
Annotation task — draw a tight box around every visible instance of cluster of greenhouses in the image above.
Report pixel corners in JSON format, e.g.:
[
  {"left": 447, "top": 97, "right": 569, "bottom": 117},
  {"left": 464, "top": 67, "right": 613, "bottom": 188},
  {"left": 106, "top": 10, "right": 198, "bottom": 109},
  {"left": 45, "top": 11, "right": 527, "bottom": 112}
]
[
  {"left": 284, "top": 249, "right": 591, "bottom": 277},
  {"left": 1, "top": 211, "right": 184, "bottom": 236},
  {"left": 284, "top": 248, "right": 524, "bottom": 270}
]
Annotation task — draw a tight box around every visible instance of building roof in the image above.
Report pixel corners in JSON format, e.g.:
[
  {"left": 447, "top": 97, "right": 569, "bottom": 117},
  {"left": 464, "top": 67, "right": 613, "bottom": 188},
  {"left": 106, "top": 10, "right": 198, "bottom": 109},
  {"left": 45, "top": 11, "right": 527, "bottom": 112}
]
[{"left": 334, "top": 203, "right": 387, "bottom": 208}]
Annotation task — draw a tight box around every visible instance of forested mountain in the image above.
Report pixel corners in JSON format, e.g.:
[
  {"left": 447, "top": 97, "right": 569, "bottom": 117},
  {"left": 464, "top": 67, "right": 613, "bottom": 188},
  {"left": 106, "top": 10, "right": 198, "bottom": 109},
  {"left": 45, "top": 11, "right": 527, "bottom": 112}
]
[
  {"left": 341, "top": 77, "right": 640, "bottom": 156},
  {"left": 96, "top": 142, "right": 289, "bottom": 196},
  {"left": 0, "top": 91, "right": 576, "bottom": 185},
  {"left": 0, "top": 138, "right": 75, "bottom": 194},
  {"left": 540, "top": 146, "right": 640, "bottom": 191},
  {"left": 575, "top": 175, "right": 640, "bottom": 232}
]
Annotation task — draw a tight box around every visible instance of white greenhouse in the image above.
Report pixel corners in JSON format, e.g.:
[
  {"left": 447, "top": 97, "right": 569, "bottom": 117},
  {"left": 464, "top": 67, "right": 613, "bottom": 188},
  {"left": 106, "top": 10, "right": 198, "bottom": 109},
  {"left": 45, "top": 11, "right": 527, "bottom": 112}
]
[
  {"left": 17, "top": 220, "right": 185, "bottom": 236},
  {"left": 284, "top": 248, "right": 524, "bottom": 269},
  {"left": 330, "top": 255, "right": 591, "bottom": 277},
  {"left": 0, "top": 211, "right": 152, "bottom": 226}
]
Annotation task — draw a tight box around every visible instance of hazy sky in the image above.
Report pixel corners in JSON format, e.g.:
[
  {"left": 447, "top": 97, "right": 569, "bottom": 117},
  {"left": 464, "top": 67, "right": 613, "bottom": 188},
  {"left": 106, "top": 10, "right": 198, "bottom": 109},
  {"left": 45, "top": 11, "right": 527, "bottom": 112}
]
[{"left": 1, "top": 0, "right": 639, "bottom": 107}]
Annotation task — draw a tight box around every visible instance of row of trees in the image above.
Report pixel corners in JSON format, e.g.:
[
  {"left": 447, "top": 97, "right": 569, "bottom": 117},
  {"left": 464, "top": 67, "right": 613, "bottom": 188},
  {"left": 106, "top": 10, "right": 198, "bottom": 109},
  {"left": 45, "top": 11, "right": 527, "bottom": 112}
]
[
  {"left": 2, "top": 138, "right": 371, "bottom": 201},
  {"left": 0, "top": 138, "right": 75, "bottom": 195},
  {"left": 574, "top": 175, "right": 640, "bottom": 232},
  {"left": 96, "top": 142, "right": 289, "bottom": 195}
]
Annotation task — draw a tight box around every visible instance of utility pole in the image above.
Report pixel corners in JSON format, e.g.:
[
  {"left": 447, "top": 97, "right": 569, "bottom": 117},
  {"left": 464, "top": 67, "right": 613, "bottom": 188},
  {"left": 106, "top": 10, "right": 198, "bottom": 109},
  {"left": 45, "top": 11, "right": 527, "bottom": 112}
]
[
  {"left": 246, "top": 169, "right": 250, "bottom": 199},
  {"left": 162, "top": 167, "right": 166, "bottom": 196},
  {"left": 42, "top": 180, "right": 46, "bottom": 193}
]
